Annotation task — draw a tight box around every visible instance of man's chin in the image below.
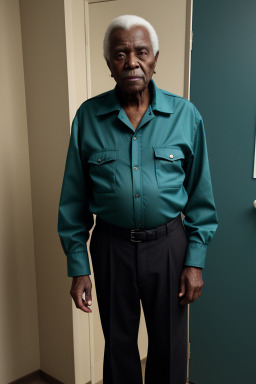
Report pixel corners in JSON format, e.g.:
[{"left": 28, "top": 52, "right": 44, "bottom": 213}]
[{"left": 120, "top": 82, "right": 148, "bottom": 95}]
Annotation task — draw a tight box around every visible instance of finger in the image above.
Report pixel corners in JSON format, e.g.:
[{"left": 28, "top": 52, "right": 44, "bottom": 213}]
[
  {"left": 192, "top": 285, "right": 202, "bottom": 301},
  {"left": 180, "top": 295, "right": 191, "bottom": 305},
  {"left": 180, "top": 287, "right": 194, "bottom": 305},
  {"left": 74, "top": 295, "right": 92, "bottom": 313},
  {"left": 180, "top": 296, "right": 189, "bottom": 305},
  {"left": 82, "top": 298, "right": 93, "bottom": 311},
  {"left": 178, "top": 277, "right": 186, "bottom": 297},
  {"left": 192, "top": 287, "right": 202, "bottom": 303},
  {"left": 82, "top": 296, "right": 92, "bottom": 308},
  {"left": 84, "top": 289, "right": 92, "bottom": 306},
  {"left": 83, "top": 298, "right": 92, "bottom": 306},
  {"left": 181, "top": 287, "right": 200, "bottom": 305}
]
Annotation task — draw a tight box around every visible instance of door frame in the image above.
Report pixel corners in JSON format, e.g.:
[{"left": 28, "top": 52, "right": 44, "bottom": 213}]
[{"left": 66, "top": 1, "right": 195, "bottom": 383}]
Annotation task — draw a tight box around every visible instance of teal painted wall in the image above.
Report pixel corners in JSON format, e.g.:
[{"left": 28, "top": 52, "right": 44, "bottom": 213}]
[{"left": 190, "top": 1, "right": 256, "bottom": 383}]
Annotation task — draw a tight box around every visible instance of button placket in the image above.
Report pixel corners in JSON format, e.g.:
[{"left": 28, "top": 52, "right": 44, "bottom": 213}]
[{"left": 131, "top": 132, "right": 143, "bottom": 228}]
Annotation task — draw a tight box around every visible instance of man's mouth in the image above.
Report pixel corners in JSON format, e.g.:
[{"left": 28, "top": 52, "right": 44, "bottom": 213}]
[{"left": 123, "top": 76, "right": 143, "bottom": 81}]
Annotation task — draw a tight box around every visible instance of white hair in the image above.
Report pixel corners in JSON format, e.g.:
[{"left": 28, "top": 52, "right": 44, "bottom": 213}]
[{"left": 103, "top": 15, "right": 159, "bottom": 61}]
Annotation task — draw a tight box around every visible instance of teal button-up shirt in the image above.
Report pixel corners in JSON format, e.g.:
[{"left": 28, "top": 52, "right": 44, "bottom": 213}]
[{"left": 58, "top": 79, "right": 218, "bottom": 277}]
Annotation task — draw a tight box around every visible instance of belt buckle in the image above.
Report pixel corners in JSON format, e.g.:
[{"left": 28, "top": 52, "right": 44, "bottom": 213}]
[{"left": 130, "top": 229, "right": 142, "bottom": 243}]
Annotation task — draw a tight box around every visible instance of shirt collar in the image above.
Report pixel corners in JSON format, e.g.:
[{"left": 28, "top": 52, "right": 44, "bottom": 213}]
[
  {"left": 96, "top": 78, "right": 174, "bottom": 116},
  {"left": 95, "top": 88, "right": 121, "bottom": 116},
  {"left": 150, "top": 79, "right": 174, "bottom": 114}
]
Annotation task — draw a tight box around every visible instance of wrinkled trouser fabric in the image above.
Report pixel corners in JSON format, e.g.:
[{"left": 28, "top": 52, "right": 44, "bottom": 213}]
[{"left": 89, "top": 213, "right": 188, "bottom": 384}]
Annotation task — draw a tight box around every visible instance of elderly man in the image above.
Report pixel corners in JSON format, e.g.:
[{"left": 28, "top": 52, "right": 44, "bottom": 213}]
[{"left": 58, "top": 15, "right": 218, "bottom": 384}]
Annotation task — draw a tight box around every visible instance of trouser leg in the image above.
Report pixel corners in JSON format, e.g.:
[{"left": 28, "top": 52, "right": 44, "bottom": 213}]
[
  {"left": 139, "top": 216, "right": 188, "bottom": 384},
  {"left": 89, "top": 225, "right": 143, "bottom": 384}
]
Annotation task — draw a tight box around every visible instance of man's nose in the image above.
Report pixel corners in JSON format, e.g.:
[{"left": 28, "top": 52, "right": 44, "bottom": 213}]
[{"left": 124, "top": 53, "right": 139, "bottom": 69}]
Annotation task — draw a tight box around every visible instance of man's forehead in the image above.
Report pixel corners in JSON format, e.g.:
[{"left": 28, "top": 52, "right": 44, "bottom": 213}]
[{"left": 109, "top": 26, "right": 152, "bottom": 48}]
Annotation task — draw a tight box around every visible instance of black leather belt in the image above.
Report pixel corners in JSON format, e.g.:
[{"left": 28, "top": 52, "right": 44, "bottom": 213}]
[{"left": 95, "top": 214, "right": 181, "bottom": 243}]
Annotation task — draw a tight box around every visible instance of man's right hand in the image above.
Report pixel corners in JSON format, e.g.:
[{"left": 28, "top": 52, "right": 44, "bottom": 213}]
[{"left": 70, "top": 275, "right": 93, "bottom": 313}]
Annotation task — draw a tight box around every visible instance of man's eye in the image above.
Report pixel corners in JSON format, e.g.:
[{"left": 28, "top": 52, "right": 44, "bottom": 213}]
[
  {"left": 138, "top": 51, "right": 148, "bottom": 55},
  {"left": 116, "top": 53, "right": 125, "bottom": 58}
]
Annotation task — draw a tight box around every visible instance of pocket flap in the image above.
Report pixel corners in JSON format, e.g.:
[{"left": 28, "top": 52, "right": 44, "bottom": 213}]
[
  {"left": 153, "top": 147, "right": 185, "bottom": 161},
  {"left": 88, "top": 150, "right": 117, "bottom": 165}
]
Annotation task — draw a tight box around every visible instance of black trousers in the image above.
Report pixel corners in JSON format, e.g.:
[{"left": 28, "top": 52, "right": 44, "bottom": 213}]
[{"left": 89, "top": 213, "right": 188, "bottom": 384}]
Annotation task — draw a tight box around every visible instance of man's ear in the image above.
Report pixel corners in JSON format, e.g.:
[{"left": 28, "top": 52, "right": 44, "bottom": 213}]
[
  {"left": 106, "top": 60, "right": 111, "bottom": 71},
  {"left": 106, "top": 60, "right": 114, "bottom": 77},
  {"left": 154, "top": 51, "right": 159, "bottom": 64}
]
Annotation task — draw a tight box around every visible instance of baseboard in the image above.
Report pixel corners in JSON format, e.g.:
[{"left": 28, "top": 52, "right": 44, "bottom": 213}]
[
  {"left": 8, "top": 369, "right": 65, "bottom": 384},
  {"left": 8, "top": 370, "right": 40, "bottom": 384},
  {"left": 39, "top": 370, "right": 65, "bottom": 384}
]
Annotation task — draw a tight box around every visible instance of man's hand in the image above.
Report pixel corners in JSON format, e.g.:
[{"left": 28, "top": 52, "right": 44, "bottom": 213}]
[
  {"left": 70, "top": 275, "right": 93, "bottom": 313},
  {"left": 178, "top": 266, "right": 203, "bottom": 305}
]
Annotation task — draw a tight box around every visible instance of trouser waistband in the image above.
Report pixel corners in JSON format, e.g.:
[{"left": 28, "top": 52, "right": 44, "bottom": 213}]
[{"left": 95, "top": 214, "right": 182, "bottom": 243}]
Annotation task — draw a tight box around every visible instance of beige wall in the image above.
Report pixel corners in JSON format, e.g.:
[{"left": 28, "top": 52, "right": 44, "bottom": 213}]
[
  {"left": 0, "top": 0, "right": 91, "bottom": 382},
  {"left": 0, "top": 0, "right": 40, "bottom": 382},
  {"left": 19, "top": 0, "right": 77, "bottom": 382}
]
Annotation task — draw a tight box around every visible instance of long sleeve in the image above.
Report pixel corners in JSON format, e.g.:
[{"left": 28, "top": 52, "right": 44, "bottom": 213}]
[
  {"left": 182, "top": 108, "right": 218, "bottom": 268},
  {"left": 58, "top": 113, "right": 94, "bottom": 277}
]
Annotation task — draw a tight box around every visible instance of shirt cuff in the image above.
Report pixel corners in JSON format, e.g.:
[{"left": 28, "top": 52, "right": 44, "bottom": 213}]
[
  {"left": 67, "top": 251, "right": 91, "bottom": 277},
  {"left": 184, "top": 242, "right": 208, "bottom": 269}
]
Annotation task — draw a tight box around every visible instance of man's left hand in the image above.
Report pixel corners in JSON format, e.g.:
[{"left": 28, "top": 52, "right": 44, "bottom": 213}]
[{"left": 178, "top": 266, "right": 203, "bottom": 305}]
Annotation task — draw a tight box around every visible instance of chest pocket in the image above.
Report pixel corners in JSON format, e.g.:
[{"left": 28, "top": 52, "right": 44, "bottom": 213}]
[
  {"left": 153, "top": 147, "right": 185, "bottom": 189},
  {"left": 87, "top": 150, "right": 117, "bottom": 193}
]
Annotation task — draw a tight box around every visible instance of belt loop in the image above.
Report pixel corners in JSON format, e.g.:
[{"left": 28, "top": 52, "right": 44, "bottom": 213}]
[{"left": 165, "top": 222, "right": 168, "bottom": 235}]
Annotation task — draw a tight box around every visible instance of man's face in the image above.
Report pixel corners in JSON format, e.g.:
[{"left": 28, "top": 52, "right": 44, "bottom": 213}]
[{"left": 107, "top": 26, "right": 159, "bottom": 95}]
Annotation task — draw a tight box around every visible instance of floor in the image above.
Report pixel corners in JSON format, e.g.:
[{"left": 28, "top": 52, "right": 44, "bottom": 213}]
[
  {"left": 26, "top": 381, "right": 48, "bottom": 384},
  {"left": 27, "top": 360, "right": 146, "bottom": 384}
]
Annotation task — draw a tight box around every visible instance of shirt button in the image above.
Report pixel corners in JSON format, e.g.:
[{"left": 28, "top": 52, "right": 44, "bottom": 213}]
[
  {"left": 97, "top": 158, "right": 102, "bottom": 162},
  {"left": 134, "top": 166, "right": 138, "bottom": 170},
  {"left": 169, "top": 154, "right": 174, "bottom": 159},
  {"left": 135, "top": 194, "right": 140, "bottom": 198},
  {"left": 133, "top": 137, "right": 137, "bottom": 140}
]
